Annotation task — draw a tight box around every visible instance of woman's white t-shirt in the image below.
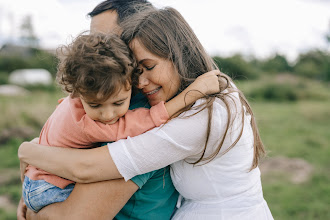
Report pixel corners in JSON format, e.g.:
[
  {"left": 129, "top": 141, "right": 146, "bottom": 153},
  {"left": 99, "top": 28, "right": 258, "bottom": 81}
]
[{"left": 108, "top": 94, "right": 273, "bottom": 220}]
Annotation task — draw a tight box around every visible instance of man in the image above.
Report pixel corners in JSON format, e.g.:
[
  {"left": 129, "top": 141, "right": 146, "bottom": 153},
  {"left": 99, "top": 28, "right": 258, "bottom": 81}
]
[{"left": 17, "top": 1, "right": 178, "bottom": 219}]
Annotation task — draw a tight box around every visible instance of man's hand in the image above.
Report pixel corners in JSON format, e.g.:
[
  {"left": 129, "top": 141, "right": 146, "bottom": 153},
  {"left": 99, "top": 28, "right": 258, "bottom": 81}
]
[
  {"left": 17, "top": 197, "right": 27, "bottom": 220},
  {"left": 20, "top": 161, "right": 28, "bottom": 183},
  {"left": 26, "top": 208, "right": 38, "bottom": 220}
]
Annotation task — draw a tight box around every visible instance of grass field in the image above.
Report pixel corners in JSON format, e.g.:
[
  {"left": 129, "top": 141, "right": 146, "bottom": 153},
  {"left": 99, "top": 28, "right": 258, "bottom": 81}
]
[{"left": 0, "top": 77, "right": 329, "bottom": 219}]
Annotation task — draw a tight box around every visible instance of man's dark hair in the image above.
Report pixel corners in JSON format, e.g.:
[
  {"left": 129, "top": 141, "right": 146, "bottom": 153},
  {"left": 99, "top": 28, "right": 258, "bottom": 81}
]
[{"left": 88, "top": 0, "right": 153, "bottom": 22}]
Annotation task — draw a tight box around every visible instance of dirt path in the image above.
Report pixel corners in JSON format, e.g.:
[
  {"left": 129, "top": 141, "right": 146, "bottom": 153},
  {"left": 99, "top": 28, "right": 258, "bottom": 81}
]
[{"left": 260, "top": 156, "right": 313, "bottom": 184}]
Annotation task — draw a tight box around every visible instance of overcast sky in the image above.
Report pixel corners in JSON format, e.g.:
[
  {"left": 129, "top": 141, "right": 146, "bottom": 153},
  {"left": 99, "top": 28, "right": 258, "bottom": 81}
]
[{"left": 0, "top": 0, "right": 329, "bottom": 62}]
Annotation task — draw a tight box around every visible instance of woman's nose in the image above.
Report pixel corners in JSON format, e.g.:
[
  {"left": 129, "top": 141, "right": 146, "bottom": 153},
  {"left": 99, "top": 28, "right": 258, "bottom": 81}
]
[{"left": 137, "top": 74, "right": 149, "bottom": 89}]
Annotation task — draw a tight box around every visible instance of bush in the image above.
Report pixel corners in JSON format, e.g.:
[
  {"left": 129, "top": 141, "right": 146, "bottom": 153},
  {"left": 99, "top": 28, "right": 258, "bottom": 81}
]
[
  {"left": 249, "top": 83, "right": 299, "bottom": 101},
  {"left": 0, "top": 56, "right": 29, "bottom": 73},
  {"left": 0, "top": 72, "right": 9, "bottom": 84},
  {"left": 293, "top": 50, "right": 330, "bottom": 81},
  {"left": 24, "top": 83, "right": 59, "bottom": 92},
  {"left": 293, "top": 61, "right": 320, "bottom": 79},
  {"left": 0, "top": 49, "right": 57, "bottom": 77}
]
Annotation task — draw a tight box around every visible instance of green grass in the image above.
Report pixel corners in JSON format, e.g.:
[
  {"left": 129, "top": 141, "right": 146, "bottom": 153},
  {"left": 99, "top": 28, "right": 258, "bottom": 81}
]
[
  {"left": 0, "top": 139, "right": 23, "bottom": 169},
  {"left": 251, "top": 101, "right": 330, "bottom": 220},
  {"left": 0, "top": 89, "right": 65, "bottom": 218},
  {"left": 252, "top": 101, "right": 330, "bottom": 166},
  {"left": 0, "top": 76, "right": 329, "bottom": 219},
  {"left": 0, "top": 88, "right": 65, "bottom": 131}
]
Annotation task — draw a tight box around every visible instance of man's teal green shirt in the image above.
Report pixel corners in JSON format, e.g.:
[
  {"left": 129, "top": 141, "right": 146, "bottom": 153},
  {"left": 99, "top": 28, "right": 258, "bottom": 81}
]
[{"left": 113, "top": 93, "right": 179, "bottom": 219}]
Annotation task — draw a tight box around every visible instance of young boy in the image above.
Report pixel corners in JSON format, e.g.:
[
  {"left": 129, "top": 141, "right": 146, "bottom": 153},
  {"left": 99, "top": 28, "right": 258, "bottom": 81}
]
[{"left": 22, "top": 33, "right": 220, "bottom": 212}]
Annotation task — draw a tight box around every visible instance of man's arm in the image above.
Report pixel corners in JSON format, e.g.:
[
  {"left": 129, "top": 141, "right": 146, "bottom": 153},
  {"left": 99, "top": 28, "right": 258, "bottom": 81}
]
[{"left": 26, "top": 179, "right": 138, "bottom": 220}]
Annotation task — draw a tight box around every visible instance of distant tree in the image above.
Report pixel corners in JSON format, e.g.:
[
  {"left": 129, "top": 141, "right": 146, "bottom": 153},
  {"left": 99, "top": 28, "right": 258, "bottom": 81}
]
[
  {"left": 293, "top": 50, "right": 330, "bottom": 81},
  {"left": 19, "top": 15, "right": 39, "bottom": 48},
  {"left": 326, "top": 21, "right": 330, "bottom": 45},
  {"left": 213, "top": 54, "right": 259, "bottom": 80},
  {"left": 260, "top": 54, "right": 292, "bottom": 73}
]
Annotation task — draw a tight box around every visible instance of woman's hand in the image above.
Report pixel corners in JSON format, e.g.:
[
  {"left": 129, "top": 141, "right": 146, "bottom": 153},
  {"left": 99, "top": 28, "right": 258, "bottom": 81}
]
[
  {"left": 19, "top": 138, "right": 38, "bottom": 183},
  {"left": 18, "top": 140, "right": 122, "bottom": 183},
  {"left": 17, "top": 197, "right": 27, "bottom": 220}
]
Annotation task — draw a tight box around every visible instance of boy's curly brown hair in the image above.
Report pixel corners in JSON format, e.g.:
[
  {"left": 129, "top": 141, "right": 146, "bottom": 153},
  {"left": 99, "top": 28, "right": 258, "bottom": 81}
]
[{"left": 56, "top": 32, "right": 135, "bottom": 102}]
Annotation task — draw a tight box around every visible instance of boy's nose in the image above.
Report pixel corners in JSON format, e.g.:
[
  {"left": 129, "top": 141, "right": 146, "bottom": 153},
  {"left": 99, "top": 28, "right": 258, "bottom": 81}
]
[{"left": 102, "top": 110, "right": 114, "bottom": 121}]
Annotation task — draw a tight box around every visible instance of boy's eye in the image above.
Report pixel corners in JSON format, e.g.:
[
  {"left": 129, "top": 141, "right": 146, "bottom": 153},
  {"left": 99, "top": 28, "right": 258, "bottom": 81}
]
[
  {"left": 114, "top": 102, "right": 124, "bottom": 106},
  {"left": 89, "top": 104, "right": 100, "bottom": 108}
]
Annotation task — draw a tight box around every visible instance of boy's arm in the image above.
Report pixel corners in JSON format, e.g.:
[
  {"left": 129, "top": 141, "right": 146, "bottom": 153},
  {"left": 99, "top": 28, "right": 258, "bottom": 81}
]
[
  {"left": 165, "top": 70, "right": 221, "bottom": 117},
  {"left": 84, "top": 70, "right": 221, "bottom": 141},
  {"left": 83, "top": 101, "right": 169, "bottom": 141}
]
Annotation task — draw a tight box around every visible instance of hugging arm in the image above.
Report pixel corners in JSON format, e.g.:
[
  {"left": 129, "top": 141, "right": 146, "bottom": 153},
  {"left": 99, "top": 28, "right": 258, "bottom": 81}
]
[
  {"left": 18, "top": 70, "right": 221, "bottom": 183},
  {"left": 18, "top": 142, "right": 121, "bottom": 183},
  {"left": 18, "top": 101, "right": 211, "bottom": 183},
  {"left": 21, "top": 179, "right": 138, "bottom": 220}
]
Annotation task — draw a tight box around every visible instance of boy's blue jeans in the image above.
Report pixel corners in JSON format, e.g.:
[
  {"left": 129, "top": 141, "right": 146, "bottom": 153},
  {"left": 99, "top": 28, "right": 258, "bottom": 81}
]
[{"left": 22, "top": 176, "right": 75, "bottom": 212}]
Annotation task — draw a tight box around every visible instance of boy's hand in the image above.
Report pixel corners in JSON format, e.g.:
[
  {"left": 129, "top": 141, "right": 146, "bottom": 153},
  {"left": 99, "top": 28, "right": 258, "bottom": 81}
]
[
  {"left": 164, "top": 70, "right": 222, "bottom": 117},
  {"left": 192, "top": 70, "right": 221, "bottom": 95}
]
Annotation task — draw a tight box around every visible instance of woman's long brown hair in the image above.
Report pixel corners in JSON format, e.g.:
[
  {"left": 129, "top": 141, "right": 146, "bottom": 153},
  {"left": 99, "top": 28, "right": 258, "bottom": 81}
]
[{"left": 120, "top": 6, "right": 265, "bottom": 170}]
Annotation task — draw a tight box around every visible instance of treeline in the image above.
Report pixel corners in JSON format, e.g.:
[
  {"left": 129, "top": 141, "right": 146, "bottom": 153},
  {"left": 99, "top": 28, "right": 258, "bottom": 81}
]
[
  {"left": 213, "top": 49, "right": 330, "bottom": 82},
  {"left": 0, "top": 47, "right": 329, "bottom": 85},
  {"left": 0, "top": 48, "right": 57, "bottom": 84}
]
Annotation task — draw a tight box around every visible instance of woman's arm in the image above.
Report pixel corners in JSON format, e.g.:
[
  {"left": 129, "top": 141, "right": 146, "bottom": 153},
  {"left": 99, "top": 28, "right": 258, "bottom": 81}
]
[
  {"left": 25, "top": 179, "right": 138, "bottom": 220},
  {"left": 18, "top": 141, "right": 122, "bottom": 183}
]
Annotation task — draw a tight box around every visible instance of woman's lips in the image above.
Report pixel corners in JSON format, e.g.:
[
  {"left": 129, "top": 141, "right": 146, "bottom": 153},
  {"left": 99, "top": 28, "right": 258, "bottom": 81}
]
[{"left": 145, "top": 87, "right": 161, "bottom": 96}]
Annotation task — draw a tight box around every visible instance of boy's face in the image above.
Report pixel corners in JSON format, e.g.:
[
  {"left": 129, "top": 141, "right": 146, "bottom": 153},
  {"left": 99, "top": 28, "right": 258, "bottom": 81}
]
[{"left": 80, "top": 85, "right": 132, "bottom": 125}]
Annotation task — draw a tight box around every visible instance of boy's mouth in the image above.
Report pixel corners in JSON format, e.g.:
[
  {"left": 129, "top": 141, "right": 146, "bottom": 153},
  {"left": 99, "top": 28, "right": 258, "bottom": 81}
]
[{"left": 102, "top": 118, "right": 118, "bottom": 125}]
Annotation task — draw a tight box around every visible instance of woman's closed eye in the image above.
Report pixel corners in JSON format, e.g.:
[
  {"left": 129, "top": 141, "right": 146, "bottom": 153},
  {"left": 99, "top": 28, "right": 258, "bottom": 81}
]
[{"left": 144, "top": 65, "right": 156, "bottom": 71}]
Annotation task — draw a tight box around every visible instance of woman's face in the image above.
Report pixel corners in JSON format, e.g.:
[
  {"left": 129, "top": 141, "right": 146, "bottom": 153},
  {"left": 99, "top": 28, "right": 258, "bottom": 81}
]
[{"left": 130, "top": 39, "right": 181, "bottom": 106}]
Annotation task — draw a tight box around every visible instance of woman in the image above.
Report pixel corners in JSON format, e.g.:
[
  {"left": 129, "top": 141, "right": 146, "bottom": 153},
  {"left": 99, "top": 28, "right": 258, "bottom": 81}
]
[{"left": 18, "top": 6, "right": 273, "bottom": 219}]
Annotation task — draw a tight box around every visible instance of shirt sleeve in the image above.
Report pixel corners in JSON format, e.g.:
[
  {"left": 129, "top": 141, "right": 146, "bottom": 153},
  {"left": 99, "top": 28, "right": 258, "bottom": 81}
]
[
  {"left": 130, "top": 170, "right": 157, "bottom": 189},
  {"left": 108, "top": 99, "right": 229, "bottom": 181},
  {"left": 82, "top": 101, "right": 169, "bottom": 142}
]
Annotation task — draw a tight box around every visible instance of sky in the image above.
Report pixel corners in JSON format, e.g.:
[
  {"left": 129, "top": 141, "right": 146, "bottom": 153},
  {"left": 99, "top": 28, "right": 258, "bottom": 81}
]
[{"left": 0, "top": 0, "right": 329, "bottom": 62}]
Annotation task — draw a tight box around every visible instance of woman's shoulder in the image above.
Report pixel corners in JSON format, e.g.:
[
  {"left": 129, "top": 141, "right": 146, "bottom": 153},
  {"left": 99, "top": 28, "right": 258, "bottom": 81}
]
[{"left": 189, "top": 97, "right": 237, "bottom": 114}]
